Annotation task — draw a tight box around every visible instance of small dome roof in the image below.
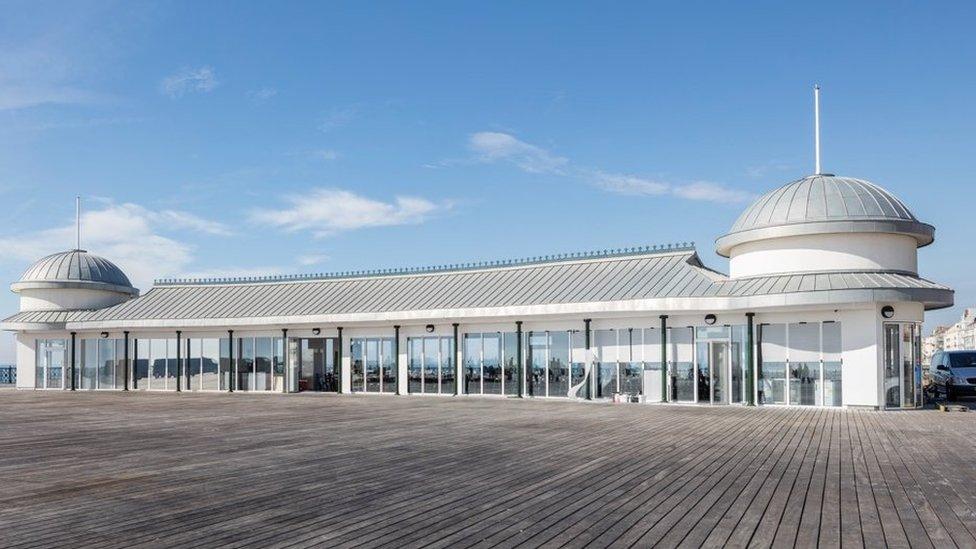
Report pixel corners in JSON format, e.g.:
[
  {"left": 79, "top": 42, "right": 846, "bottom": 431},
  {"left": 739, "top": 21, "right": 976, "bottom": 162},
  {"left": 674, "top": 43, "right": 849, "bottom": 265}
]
[
  {"left": 12, "top": 250, "right": 138, "bottom": 295},
  {"left": 715, "top": 174, "right": 934, "bottom": 257}
]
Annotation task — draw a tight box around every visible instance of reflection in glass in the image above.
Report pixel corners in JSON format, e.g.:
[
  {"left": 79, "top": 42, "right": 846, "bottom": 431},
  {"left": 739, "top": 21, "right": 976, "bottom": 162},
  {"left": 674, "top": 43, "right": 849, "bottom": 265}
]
[
  {"left": 759, "top": 324, "right": 787, "bottom": 404},
  {"left": 548, "top": 331, "right": 570, "bottom": 398},
  {"left": 219, "top": 338, "right": 232, "bottom": 390},
  {"left": 440, "top": 337, "right": 455, "bottom": 394},
  {"left": 901, "top": 325, "right": 915, "bottom": 408},
  {"left": 504, "top": 332, "right": 519, "bottom": 396},
  {"left": 483, "top": 333, "right": 502, "bottom": 395},
  {"left": 529, "top": 333, "right": 547, "bottom": 397},
  {"left": 202, "top": 339, "right": 220, "bottom": 391},
  {"left": 823, "top": 322, "right": 842, "bottom": 406},
  {"left": 135, "top": 340, "right": 149, "bottom": 390},
  {"left": 381, "top": 338, "right": 396, "bottom": 393},
  {"left": 595, "top": 330, "right": 617, "bottom": 398},
  {"left": 670, "top": 328, "right": 694, "bottom": 401},
  {"left": 570, "top": 331, "right": 587, "bottom": 398},
  {"left": 789, "top": 323, "right": 821, "bottom": 406},
  {"left": 423, "top": 338, "right": 439, "bottom": 394},
  {"left": 408, "top": 338, "right": 422, "bottom": 393},
  {"left": 254, "top": 337, "right": 272, "bottom": 391},
  {"left": 351, "top": 339, "right": 364, "bottom": 393},
  {"left": 365, "top": 338, "right": 380, "bottom": 392},
  {"left": 82, "top": 340, "right": 97, "bottom": 389},
  {"left": 463, "top": 334, "right": 481, "bottom": 395}
]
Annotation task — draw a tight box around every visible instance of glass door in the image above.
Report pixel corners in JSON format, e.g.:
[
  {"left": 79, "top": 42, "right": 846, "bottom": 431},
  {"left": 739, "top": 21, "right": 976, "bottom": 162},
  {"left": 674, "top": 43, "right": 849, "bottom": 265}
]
[
  {"left": 883, "top": 322, "right": 920, "bottom": 409},
  {"left": 709, "top": 342, "right": 729, "bottom": 404},
  {"left": 293, "top": 338, "right": 338, "bottom": 392}
]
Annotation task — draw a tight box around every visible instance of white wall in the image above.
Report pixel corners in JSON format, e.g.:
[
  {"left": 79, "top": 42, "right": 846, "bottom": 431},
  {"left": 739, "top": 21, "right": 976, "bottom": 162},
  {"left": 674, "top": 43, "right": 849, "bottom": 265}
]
[
  {"left": 19, "top": 287, "right": 131, "bottom": 312},
  {"left": 729, "top": 232, "right": 918, "bottom": 278},
  {"left": 15, "top": 334, "right": 35, "bottom": 389}
]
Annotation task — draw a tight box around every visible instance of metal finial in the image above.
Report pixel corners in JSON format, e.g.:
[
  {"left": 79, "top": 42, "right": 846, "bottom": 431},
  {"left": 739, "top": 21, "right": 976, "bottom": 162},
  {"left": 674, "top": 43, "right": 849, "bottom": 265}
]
[{"left": 814, "top": 84, "right": 822, "bottom": 175}]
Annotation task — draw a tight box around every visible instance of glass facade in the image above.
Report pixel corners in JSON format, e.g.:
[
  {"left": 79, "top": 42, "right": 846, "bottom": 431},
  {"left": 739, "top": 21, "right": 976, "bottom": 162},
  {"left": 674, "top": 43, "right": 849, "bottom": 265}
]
[
  {"left": 759, "top": 322, "right": 843, "bottom": 407},
  {"left": 35, "top": 339, "right": 67, "bottom": 390},
  {"left": 291, "top": 338, "right": 338, "bottom": 392},
  {"left": 462, "top": 332, "right": 521, "bottom": 396},
  {"left": 408, "top": 336, "right": 454, "bottom": 395},
  {"left": 351, "top": 337, "right": 396, "bottom": 393},
  {"left": 669, "top": 327, "right": 695, "bottom": 402},
  {"left": 75, "top": 338, "right": 127, "bottom": 390},
  {"left": 183, "top": 338, "right": 222, "bottom": 391},
  {"left": 883, "top": 322, "right": 921, "bottom": 409}
]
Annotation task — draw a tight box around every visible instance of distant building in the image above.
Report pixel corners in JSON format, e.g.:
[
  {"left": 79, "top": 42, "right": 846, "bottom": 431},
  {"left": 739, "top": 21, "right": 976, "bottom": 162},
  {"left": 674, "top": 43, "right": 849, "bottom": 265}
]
[{"left": 924, "top": 309, "right": 976, "bottom": 364}]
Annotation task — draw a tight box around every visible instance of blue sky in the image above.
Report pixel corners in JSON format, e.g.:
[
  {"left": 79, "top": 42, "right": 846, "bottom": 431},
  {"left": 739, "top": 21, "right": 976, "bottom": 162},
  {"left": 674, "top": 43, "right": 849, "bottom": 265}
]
[{"left": 1, "top": 1, "right": 974, "bottom": 361}]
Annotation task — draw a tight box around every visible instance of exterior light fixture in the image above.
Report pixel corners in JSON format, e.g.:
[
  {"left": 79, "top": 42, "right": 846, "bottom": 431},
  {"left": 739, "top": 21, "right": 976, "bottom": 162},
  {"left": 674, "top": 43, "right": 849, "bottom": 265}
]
[
  {"left": 881, "top": 306, "right": 895, "bottom": 319},
  {"left": 704, "top": 314, "right": 717, "bottom": 325},
  {"left": 312, "top": 328, "right": 321, "bottom": 335},
  {"left": 100, "top": 332, "right": 109, "bottom": 339},
  {"left": 425, "top": 324, "right": 435, "bottom": 333}
]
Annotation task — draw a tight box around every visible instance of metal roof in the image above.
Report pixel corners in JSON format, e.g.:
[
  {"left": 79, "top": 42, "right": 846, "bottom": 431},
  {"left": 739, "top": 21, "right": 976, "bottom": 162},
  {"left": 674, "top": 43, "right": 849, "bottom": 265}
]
[
  {"left": 12, "top": 249, "right": 136, "bottom": 294},
  {"left": 1, "top": 246, "right": 953, "bottom": 330},
  {"left": 715, "top": 175, "right": 935, "bottom": 256}
]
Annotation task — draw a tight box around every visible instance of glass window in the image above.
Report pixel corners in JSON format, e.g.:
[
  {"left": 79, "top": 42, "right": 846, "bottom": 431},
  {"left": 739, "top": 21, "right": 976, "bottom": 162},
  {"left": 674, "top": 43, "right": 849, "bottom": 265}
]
[
  {"left": 238, "top": 338, "right": 255, "bottom": 392},
  {"left": 202, "top": 339, "right": 220, "bottom": 391},
  {"left": 114, "top": 339, "right": 126, "bottom": 390},
  {"left": 365, "top": 338, "right": 380, "bottom": 393},
  {"left": 463, "top": 334, "right": 482, "bottom": 395},
  {"left": 528, "top": 332, "right": 547, "bottom": 397},
  {"left": 219, "top": 338, "right": 232, "bottom": 390},
  {"left": 274, "top": 337, "right": 285, "bottom": 392},
  {"left": 36, "top": 339, "right": 67, "bottom": 390},
  {"left": 789, "top": 323, "right": 821, "bottom": 406},
  {"left": 759, "top": 324, "right": 787, "bottom": 405},
  {"left": 549, "top": 331, "right": 570, "bottom": 398},
  {"left": 482, "top": 333, "right": 502, "bottom": 395},
  {"left": 79, "top": 339, "right": 96, "bottom": 390},
  {"left": 570, "top": 331, "right": 587, "bottom": 398},
  {"left": 423, "top": 338, "right": 439, "bottom": 394},
  {"left": 643, "top": 328, "right": 663, "bottom": 402},
  {"left": 440, "top": 337, "right": 455, "bottom": 395},
  {"left": 165, "top": 339, "right": 178, "bottom": 389},
  {"left": 620, "top": 329, "right": 643, "bottom": 396},
  {"left": 188, "top": 339, "right": 202, "bottom": 391},
  {"left": 503, "top": 332, "right": 520, "bottom": 396},
  {"left": 730, "top": 326, "right": 745, "bottom": 404},
  {"left": 669, "top": 327, "right": 694, "bottom": 401},
  {"left": 884, "top": 324, "right": 901, "bottom": 408},
  {"left": 595, "top": 329, "right": 617, "bottom": 398},
  {"left": 350, "top": 339, "right": 364, "bottom": 393},
  {"left": 408, "top": 338, "right": 422, "bottom": 394},
  {"left": 134, "top": 339, "right": 149, "bottom": 390},
  {"left": 823, "top": 322, "right": 842, "bottom": 406},
  {"left": 381, "top": 338, "right": 396, "bottom": 393},
  {"left": 254, "top": 337, "right": 272, "bottom": 391},
  {"left": 97, "top": 338, "right": 115, "bottom": 389}
]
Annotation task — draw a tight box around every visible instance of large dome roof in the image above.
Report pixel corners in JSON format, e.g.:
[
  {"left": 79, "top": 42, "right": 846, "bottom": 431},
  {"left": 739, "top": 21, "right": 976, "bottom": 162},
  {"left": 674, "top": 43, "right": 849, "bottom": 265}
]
[
  {"left": 715, "top": 174, "right": 935, "bottom": 257},
  {"left": 11, "top": 250, "right": 137, "bottom": 295}
]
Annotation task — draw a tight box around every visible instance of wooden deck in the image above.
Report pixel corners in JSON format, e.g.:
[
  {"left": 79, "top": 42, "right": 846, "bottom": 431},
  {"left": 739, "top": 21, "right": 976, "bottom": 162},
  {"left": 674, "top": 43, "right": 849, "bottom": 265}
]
[{"left": 1, "top": 392, "right": 975, "bottom": 548}]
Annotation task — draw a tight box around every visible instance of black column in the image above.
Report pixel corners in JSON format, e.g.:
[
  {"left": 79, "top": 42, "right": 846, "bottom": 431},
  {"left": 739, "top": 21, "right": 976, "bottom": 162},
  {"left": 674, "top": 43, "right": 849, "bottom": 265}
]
[
  {"left": 337, "top": 327, "right": 344, "bottom": 394},
  {"left": 282, "top": 328, "right": 288, "bottom": 394},
  {"left": 228, "top": 330, "right": 235, "bottom": 393},
  {"left": 393, "top": 325, "right": 400, "bottom": 395},
  {"left": 123, "top": 331, "right": 130, "bottom": 391},
  {"left": 175, "top": 330, "right": 182, "bottom": 392},
  {"left": 133, "top": 339, "right": 139, "bottom": 390},
  {"left": 516, "top": 321, "right": 524, "bottom": 398},
  {"left": 453, "top": 323, "right": 461, "bottom": 395},
  {"left": 756, "top": 324, "right": 764, "bottom": 405},
  {"left": 660, "top": 315, "right": 668, "bottom": 402},
  {"left": 70, "top": 332, "right": 76, "bottom": 391},
  {"left": 746, "top": 313, "right": 755, "bottom": 406},
  {"left": 584, "top": 319, "right": 592, "bottom": 400}
]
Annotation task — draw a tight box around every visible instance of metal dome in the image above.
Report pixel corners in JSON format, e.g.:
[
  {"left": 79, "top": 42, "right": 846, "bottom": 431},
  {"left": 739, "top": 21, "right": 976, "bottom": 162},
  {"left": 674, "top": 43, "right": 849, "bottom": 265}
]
[
  {"left": 715, "top": 174, "right": 935, "bottom": 257},
  {"left": 11, "top": 250, "right": 138, "bottom": 295}
]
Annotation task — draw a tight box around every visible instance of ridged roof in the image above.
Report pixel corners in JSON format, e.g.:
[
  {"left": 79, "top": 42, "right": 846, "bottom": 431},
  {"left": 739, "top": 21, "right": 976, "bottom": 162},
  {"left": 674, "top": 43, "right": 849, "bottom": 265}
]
[
  {"left": 716, "top": 174, "right": 935, "bottom": 256},
  {"left": 16, "top": 250, "right": 133, "bottom": 289},
  {"left": 731, "top": 175, "right": 917, "bottom": 232}
]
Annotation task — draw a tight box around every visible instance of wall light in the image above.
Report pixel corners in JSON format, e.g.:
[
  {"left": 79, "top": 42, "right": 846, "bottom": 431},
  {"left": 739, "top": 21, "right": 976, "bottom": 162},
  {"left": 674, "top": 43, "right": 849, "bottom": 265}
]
[
  {"left": 704, "top": 314, "right": 717, "bottom": 325},
  {"left": 425, "top": 324, "right": 435, "bottom": 333},
  {"left": 881, "top": 305, "right": 895, "bottom": 319},
  {"left": 312, "top": 328, "right": 321, "bottom": 335},
  {"left": 100, "top": 332, "right": 109, "bottom": 339}
]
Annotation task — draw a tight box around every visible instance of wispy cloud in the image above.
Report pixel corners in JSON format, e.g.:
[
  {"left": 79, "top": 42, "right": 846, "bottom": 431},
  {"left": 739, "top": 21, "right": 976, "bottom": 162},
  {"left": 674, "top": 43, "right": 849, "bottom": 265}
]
[
  {"left": 251, "top": 188, "right": 448, "bottom": 238},
  {"left": 161, "top": 66, "right": 219, "bottom": 98},
  {"left": 156, "top": 210, "right": 234, "bottom": 236},
  {"left": 463, "top": 131, "right": 752, "bottom": 203},
  {"left": 592, "top": 172, "right": 670, "bottom": 196},
  {"left": 319, "top": 106, "right": 359, "bottom": 132},
  {"left": 468, "top": 132, "right": 569, "bottom": 174},
  {"left": 0, "top": 204, "right": 188, "bottom": 290},
  {"left": 309, "top": 149, "right": 340, "bottom": 161},
  {"left": 746, "top": 160, "right": 793, "bottom": 179},
  {"left": 247, "top": 87, "right": 277, "bottom": 102},
  {"left": 298, "top": 253, "right": 331, "bottom": 266}
]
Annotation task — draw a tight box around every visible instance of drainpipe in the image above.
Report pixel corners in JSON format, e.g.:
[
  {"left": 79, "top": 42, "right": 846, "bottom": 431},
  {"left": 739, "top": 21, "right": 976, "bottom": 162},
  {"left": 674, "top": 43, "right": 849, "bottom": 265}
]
[
  {"left": 123, "top": 331, "right": 129, "bottom": 391},
  {"left": 745, "top": 313, "right": 755, "bottom": 406},
  {"left": 175, "top": 330, "right": 182, "bottom": 392},
  {"left": 516, "top": 321, "right": 524, "bottom": 398},
  {"left": 584, "top": 319, "right": 592, "bottom": 400},
  {"left": 336, "top": 327, "right": 344, "bottom": 394},
  {"left": 228, "top": 330, "right": 234, "bottom": 393},
  {"left": 282, "top": 328, "right": 288, "bottom": 394},
  {"left": 70, "top": 332, "right": 76, "bottom": 391},
  {"left": 453, "top": 323, "right": 461, "bottom": 396},
  {"left": 660, "top": 315, "right": 668, "bottom": 402}
]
